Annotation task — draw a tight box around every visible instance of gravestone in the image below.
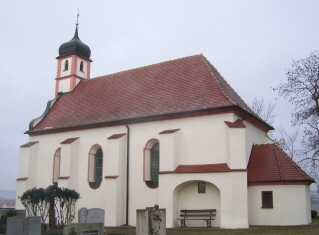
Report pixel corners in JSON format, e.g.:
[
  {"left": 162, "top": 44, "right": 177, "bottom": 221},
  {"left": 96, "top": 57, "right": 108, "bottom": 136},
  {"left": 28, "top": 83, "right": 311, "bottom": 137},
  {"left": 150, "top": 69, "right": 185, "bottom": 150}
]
[
  {"left": 6, "top": 217, "right": 24, "bottom": 235},
  {"left": 6, "top": 216, "right": 41, "bottom": 235},
  {"left": 136, "top": 205, "right": 166, "bottom": 235},
  {"left": 78, "top": 207, "right": 105, "bottom": 224},
  {"left": 24, "top": 217, "right": 41, "bottom": 235},
  {"left": 63, "top": 223, "right": 104, "bottom": 235}
]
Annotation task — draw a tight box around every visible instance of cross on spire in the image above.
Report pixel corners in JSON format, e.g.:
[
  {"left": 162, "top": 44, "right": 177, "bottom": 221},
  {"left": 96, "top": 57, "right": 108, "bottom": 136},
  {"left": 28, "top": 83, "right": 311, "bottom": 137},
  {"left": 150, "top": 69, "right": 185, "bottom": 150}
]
[{"left": 76, "top": 8, "right": 80, "bottom": 25}]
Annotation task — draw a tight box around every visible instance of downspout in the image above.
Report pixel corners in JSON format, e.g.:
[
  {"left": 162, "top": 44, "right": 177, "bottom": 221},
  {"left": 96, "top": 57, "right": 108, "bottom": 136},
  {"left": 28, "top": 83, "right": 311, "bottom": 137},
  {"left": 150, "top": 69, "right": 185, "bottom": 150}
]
[
  {"left": 241, "top": 110, "right": 247, "bottom": 121},
  {"left": 125, "top": 121, "right": 130, "bottom": 225}
]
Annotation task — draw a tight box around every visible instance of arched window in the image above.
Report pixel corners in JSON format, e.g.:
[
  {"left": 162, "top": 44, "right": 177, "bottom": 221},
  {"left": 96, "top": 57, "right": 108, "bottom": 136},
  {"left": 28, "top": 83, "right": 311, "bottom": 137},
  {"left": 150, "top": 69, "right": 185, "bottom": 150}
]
[
  {"left": 144, "top": 140, "right": 160, "bottom": 188},
  {"left": 88, "top": 145, "right": 103, "bottom": 189},
  {"left": 53, "top": 148, "right": 61, "bottom": 184},
  {"left": 64, "top": 60, "right": 69, "bottom": 70},
  {"left": 80, "top": 61, "right": 84, "bottom": 72}
]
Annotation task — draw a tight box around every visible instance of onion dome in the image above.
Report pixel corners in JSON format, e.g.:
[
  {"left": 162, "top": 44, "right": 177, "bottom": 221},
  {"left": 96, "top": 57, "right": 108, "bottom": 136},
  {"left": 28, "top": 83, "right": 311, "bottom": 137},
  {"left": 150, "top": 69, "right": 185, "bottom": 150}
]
[{"left": 56, "top": 24, "right": 92, "bottom": 61}]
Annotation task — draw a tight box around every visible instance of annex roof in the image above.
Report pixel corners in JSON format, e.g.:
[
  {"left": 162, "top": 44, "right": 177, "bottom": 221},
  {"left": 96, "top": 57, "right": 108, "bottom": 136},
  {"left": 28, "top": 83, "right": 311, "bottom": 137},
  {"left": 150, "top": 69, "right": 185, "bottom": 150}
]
[
  {"left": 29, "top": 54, "right": 271, "bottom": 134},
  {"left": 248, "top": 144, "right": 314, "bottom": 184},
  {"left": 159, "top": 163, "right": 248, "bottom": 174}
]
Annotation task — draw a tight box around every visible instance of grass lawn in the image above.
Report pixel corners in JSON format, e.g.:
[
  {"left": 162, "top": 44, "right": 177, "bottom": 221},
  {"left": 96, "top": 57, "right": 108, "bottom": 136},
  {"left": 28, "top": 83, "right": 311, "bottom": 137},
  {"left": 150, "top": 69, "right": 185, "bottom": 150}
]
[{"left": 105, "top": 218, "right": 319, "bottom": 235}]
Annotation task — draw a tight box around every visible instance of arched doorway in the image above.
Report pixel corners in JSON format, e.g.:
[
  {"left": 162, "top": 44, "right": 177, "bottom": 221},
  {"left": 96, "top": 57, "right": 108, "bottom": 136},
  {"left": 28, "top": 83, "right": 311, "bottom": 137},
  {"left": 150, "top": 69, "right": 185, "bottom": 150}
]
[{"left": 173, "top": 180, "right": 221, "bottom": 228}]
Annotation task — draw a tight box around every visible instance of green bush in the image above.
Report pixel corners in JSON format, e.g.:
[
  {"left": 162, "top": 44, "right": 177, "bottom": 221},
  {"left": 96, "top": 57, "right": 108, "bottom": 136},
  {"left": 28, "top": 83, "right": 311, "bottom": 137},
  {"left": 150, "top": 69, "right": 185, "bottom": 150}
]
[
  {"left": 0, "top": 224, "right": 6, "bottom": 234},
  {"left": 0, "top": 209, "right": 17, "bottom": 225},
  {"left": 311, "top": 210, "right": 318, "bottom": 218},
  {"left": 0, "top": 209, "right": 18, "bottom": 234}
]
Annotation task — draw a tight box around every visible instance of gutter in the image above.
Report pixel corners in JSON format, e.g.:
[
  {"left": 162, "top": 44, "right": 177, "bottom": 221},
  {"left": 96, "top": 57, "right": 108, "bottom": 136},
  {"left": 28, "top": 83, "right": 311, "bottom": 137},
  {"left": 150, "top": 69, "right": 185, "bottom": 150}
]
[{"left": 125, "top": 121, "right": 130, "bottom": 225}]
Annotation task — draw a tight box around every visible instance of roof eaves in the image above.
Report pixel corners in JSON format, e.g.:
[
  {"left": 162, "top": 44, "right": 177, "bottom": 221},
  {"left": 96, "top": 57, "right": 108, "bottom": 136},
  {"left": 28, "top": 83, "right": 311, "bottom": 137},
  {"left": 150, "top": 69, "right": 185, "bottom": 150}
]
[
  {"left": 26, "top": 106, "right": 239, "bottom": 135},
  {"left": 28, "top": 93, "right": 63, "bottom": 131}
]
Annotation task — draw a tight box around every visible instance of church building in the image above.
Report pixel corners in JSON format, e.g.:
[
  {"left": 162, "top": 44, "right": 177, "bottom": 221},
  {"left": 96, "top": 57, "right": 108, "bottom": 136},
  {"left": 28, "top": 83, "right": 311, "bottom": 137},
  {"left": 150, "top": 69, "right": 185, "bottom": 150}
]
[{"left": 16, "top": 23, "right": 314, "bottom": 228}]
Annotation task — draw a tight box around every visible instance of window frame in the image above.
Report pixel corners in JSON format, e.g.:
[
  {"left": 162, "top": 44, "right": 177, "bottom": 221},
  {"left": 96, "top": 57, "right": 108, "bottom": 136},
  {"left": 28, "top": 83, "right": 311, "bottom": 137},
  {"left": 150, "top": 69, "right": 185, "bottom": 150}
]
[
  {"left": 88, "top": 145, "right": 103, "bottom": 189},
  {"left": 144, "top": 139, "right": 160, "bottom": 189},
  {"left": 261, "top": 191, "right": 273, "bottom": 208},
  {"left": 53, "top": 148, "right": 61, "bottom": 184}
]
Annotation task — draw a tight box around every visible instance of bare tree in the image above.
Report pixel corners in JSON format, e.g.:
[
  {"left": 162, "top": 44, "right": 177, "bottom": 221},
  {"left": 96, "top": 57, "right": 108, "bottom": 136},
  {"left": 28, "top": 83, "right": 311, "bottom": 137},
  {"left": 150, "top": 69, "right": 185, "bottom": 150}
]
[
  {"left": 250, "top": 97, "right": 277, "bottom": 125},
  {"left": 273, "top": 50, "right": 319, "bottom": 191},
  {"left": 275, "top": 125, "right": 300, "bottom": 161}
]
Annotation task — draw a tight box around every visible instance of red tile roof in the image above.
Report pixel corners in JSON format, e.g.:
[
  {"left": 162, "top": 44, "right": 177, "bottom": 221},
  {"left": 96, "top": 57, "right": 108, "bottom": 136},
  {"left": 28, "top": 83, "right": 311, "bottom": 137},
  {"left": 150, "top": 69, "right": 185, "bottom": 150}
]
[
  {"left": 225, "top": 119, "right": 246, "bottom": 128},
  {"left": 20, "top": 141, "right": 38, "bottom": 147},
  {"left": 29, "top": 54, "right": 269, "bottom": 133},
  {"left": 107, "top": 133, "right": 127, "bottom": 139},
  {"left": 248, "top": 144, "right": 314, "bottom": 184},
  {"left": 159, "top": 129, "right": 180, "bottom": 134},
  {"left": 61, "top": 137, "right": 79, "bottom": 144},
  {"left": 160, "top": 163, "right": 233, "bottom": 174}
]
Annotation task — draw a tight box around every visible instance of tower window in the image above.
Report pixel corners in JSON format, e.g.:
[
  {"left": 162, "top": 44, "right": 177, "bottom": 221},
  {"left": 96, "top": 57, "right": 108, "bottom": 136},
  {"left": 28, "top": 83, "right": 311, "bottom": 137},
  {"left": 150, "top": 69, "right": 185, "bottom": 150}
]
[
  {"left": 80, "top": 61, "right": 84, "bottom": 72},
  {"left": 64, "top": 60, "right": 69, "bottom": 71}
]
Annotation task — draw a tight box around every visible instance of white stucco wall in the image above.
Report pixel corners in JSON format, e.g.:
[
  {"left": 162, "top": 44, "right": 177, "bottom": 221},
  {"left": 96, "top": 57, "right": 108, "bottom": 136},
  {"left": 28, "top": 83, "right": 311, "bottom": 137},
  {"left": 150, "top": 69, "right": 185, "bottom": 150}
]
[
  {"left": 17, "top": 112, "right": 279, "bottom": 227},
  {"left": 248, "top": 184, "right": 312, "bottom": 225},
  {"left": 58, "top": 78, "right": 71, "bottom": 93}
]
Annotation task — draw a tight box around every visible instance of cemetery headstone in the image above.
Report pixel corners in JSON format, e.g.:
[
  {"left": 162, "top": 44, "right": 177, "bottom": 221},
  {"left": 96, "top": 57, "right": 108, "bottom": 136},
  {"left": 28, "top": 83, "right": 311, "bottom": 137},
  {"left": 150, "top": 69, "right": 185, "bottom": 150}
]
[
  {"left": 63, "top": 223, "right": 104, "bottom": 235},
  {"left": 6, "top": 216, "right": 41, "bottom": 235},
  {"left": 78, "top": 207, "right": 105, "bottom": 224},
  {"left": 6, "top": 217, "right": 24, "bottom": 235},
  {"left": 24, "top": 217, "right": 41, "bottom": 235}
]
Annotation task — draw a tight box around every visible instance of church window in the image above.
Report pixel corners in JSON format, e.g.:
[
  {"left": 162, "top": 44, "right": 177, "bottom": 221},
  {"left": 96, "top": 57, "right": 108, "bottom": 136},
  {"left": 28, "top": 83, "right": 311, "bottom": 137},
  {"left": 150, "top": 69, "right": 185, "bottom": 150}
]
[
  {"left": 64, "top": 60, "right": 69, "bottom": 71},
  {"left": 80, "top": 61, "right": 84, "bottom": 72},
  {"left": 144, "top": 139, "right": 160, "bottom": 188},
  {"left": 262, "top": 191, "right": 273, "bottom": 208},
  {"left": 53, "top": 148, "right": 61, "bottom": 184},
  {"left": 88, "top": 145, "right": 103, "bottom": 189}
]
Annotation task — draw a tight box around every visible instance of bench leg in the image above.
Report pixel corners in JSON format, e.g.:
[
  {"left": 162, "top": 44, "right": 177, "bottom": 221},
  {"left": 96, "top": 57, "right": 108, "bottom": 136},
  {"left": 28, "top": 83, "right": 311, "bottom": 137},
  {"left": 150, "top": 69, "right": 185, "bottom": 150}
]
[
  {"left": 180, "top": 219, "right": 187, "bottom": 228},
  {"left": 205, "top": 220, "right": 211, "bottom": 228}
]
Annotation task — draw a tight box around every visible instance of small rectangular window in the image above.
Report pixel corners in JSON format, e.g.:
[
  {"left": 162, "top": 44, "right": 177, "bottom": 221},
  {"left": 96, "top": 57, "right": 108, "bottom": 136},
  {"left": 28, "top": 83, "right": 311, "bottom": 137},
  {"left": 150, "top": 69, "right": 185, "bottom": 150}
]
[{"left": 262, "top": 191, "right": 273, "bottom": 208}]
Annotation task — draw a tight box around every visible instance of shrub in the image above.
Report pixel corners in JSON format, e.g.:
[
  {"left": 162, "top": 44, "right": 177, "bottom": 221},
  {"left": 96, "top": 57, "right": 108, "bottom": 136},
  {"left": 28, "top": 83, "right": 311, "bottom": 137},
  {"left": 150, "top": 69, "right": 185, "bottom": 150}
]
[
  {"left": 0, "top": 224, "right": 6, "bottom": 234},
  {"left": 19, "top": 186, "right": 80, "bottom": 226},
  {"left": 311, "top": 210, "right": 318, "bottom": 218},
  {"left": 0, "top": 209, "right": 17, "bottom": 225},
  {"left": 0, "top": 209, "right": 18, "bottom": 234}
]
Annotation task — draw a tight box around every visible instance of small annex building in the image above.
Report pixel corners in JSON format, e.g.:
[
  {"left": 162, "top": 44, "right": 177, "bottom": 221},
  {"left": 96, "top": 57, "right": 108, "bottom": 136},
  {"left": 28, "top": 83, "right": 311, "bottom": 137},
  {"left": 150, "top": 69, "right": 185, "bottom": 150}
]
[{"left": 16, "top": 24, "right": 314, "bottom": 229}]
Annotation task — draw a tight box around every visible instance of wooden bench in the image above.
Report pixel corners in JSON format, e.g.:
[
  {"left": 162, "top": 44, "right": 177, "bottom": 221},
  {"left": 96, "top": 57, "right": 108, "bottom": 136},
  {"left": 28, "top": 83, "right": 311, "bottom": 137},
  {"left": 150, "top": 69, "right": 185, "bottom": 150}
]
[{"left": 177, "top": 209, "right": 216, "bottom": 228}]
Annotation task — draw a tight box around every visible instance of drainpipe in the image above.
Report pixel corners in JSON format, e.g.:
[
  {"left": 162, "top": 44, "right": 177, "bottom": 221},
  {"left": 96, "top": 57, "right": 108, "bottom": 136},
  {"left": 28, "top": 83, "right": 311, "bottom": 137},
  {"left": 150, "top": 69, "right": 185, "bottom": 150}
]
[
  {"left": 241, "top": 110, "right": 247, "bottom": 121},
  {"left": 125, "top": 121, "right": 130, "bottom": 225}
]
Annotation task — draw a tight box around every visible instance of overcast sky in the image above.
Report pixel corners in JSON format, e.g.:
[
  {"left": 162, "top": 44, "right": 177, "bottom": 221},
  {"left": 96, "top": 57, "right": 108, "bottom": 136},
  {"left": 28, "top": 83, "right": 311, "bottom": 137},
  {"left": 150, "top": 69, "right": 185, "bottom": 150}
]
[{"left": 0, "top": 1, "right": 318, "bottom": 191}]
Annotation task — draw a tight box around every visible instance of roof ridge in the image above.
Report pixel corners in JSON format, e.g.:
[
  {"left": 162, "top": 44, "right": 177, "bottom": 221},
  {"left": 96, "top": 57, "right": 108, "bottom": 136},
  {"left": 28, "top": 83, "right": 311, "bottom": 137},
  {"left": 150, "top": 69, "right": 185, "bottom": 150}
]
[
  {"left": 199, "top": 55, "right": 236, "bottom": 105},
  {"left": 91, "top": 54, "right": 203, "bottom": 81},
  {"left": 273, "top": 144, "right": 315, "bottom": 181},
  {"left": 200, "top": 56, "right": 267, "bottom": 123},
  {"left": 273, "top": 144, "right": 285, "bottom": 180}
]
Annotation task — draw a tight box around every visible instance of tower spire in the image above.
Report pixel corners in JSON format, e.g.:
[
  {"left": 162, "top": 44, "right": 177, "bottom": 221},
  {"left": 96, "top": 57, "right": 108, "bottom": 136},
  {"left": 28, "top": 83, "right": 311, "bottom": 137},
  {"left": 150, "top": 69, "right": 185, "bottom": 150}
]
[
  {"left": 55, "top": 13, "right": 92, "bottom": 96},
  {"left": 76, "top": 8, "right": 80, "bottom": 25}
]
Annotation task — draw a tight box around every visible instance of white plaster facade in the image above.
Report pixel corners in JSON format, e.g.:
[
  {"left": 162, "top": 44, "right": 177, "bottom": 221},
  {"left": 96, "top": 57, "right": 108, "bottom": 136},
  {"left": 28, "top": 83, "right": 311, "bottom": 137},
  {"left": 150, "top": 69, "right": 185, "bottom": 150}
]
[{"left": 16, "top": 110, "right": 312, "bottom": 228}]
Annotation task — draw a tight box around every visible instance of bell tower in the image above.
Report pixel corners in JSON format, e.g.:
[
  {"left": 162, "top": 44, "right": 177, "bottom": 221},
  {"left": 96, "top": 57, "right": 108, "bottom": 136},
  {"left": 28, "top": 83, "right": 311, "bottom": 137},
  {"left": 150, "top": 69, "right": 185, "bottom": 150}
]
[{"left": 55, "top": 16, "right": 92, "bottom": 96}]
